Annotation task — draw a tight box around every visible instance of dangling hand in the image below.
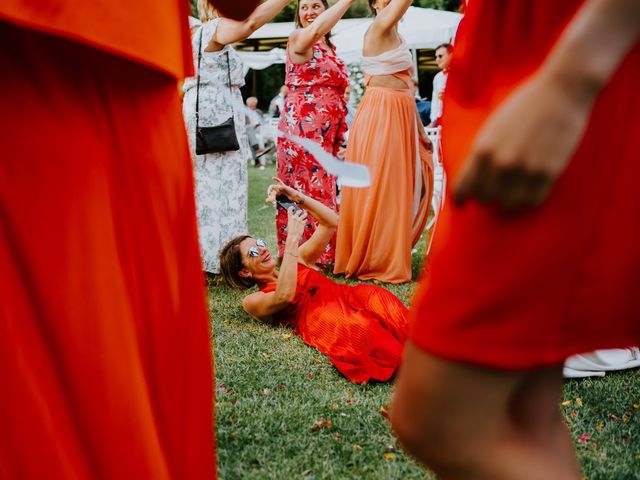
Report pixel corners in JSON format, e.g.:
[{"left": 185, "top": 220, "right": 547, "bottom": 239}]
[{"left": 453, "top": 71, "right": 595, "bottom": 211}]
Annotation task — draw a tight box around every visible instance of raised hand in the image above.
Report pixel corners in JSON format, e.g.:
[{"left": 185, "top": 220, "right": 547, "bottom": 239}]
[
  {"left": 266, "top": 177, "right": 303, "bottom": 205},
  {"left": 285, "top": 208, "right": 308, "bottom": 244},
  {"left": 452, "top": 71, "right": 594, "bottom": 211}
]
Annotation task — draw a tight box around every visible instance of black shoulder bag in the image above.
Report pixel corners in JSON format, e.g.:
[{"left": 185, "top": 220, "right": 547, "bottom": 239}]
[{"left": 195, "top": 28, "right": 240, "bottom": 155}]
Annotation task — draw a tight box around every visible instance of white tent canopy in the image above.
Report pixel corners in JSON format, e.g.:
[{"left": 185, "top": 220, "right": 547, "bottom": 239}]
[
  {"left": 237, "top": 7, "right": 462, "bottom": 69},
  {"left": 333, "top": 7, "right": 462, "bottom": 64}
]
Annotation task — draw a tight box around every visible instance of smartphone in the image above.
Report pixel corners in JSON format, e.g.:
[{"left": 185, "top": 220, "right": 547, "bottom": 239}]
[{"left": 276, "top": 194, "right": 302, "bottom": 214}]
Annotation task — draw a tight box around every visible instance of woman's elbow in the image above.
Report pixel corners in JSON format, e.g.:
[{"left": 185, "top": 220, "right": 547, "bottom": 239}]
[
  {"left": 243, "top": 18, "right": 259, "bottom": 35},
  {"left": 275, "top": 291, "right": 295, "bottom": 304},
  {"left": 290, "top": 31, "right": 320, "bottom": 55}
]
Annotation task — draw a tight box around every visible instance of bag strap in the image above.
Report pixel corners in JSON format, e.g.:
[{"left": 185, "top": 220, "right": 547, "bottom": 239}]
[
  {"left": 225, "top": 50, "right": 232, "bottom": 96},
  {"left": 196, "top": 26, "right": 233, "bottom": 132},
  {"left": 195, "top": 27, "right": 203, "bottom": 131}
]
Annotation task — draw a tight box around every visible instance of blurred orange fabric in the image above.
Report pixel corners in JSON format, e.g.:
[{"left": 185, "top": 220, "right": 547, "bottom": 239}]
[
  {"left": 0, "top": 3, "right": 215, "bottom": 478},
  {"left": 410, "top": 0, "right": 640, "bottom": 369}
]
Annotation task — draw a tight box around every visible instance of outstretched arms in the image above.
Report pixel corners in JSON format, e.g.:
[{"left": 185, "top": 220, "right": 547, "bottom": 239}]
[
  {"left": 267, "top": 178, "right": 338, "bottom": 266},
  {"left": 289, "top": 0, "right": 356, "bottom": 62},
  {"left": 208, "top": 0, "right": 290, "bottom": 49},
  {"left": 370, "top": 0, "right": 412, "bottom": 35}
]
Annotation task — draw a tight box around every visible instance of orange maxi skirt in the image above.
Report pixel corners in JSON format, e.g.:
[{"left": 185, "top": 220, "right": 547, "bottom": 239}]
[
  {"left": 409, "top": 0, "right": 640, "bottom": 369},
  {"left": 0, "top": 24, "right": 216, "bottom": 478},
  {"left": 335, "top": 86, "right": 433, "bottom": 283}
]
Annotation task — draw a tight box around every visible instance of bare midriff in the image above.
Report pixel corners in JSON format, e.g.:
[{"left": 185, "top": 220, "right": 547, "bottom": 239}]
[{"left": 368, "top": 74, "right": 410, "bottom": 89}]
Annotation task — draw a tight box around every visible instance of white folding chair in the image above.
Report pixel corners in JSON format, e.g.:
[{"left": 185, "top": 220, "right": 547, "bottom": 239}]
[
  {"left": 424, "top": 126, "right": 446, "bottom": 254},
  {"left": 267, "top": 117, "right": 280, "bottom": 141}
]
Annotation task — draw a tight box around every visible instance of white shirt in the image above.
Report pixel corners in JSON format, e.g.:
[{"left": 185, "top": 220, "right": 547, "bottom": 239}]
[{"left": 430, "top": 70, "right": 448, "bottom": 123}]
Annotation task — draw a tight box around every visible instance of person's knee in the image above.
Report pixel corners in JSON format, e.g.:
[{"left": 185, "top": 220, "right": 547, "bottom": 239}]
[
  {"left": 390, "top": 403, "right": 430, "bottom": 460},
  {"left": 391, "top": 391, "right": 469, "bottom": 472},
  {"left": 391, "top": 349, "right": 499, "bottom": 474}
]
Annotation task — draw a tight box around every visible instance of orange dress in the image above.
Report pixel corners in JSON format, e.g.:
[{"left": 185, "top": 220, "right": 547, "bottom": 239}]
[
  {"left": 262, "top": 265, "right": 408, "bottom": 383},
  {"left": 410, "top": 0, "right": 640, "bottom": 369},
  {"left": 335, "top": 46, "right": 433, "bottom": 283},
  {"left": 0, "top": 3, "right": 215, "bottom": 478}
]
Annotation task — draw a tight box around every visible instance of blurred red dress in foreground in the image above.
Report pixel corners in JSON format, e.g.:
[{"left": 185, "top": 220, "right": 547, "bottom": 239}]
[
  {"left": 0, "top": 1, "right": 216, "bottom": 478},
  {"left": 262, "top": 265, "right": 408, "bottom": 383},
  {"left": 410, "top": 0, "right": 640, "bottom": 369}
]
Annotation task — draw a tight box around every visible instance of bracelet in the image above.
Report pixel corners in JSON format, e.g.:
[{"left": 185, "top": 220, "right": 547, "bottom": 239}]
[
  {"left": 284, "top": 251, "right": 299, "bottom": 258},
  {"left": 294, "top": 193, "right": 305, "bottom": 205}
]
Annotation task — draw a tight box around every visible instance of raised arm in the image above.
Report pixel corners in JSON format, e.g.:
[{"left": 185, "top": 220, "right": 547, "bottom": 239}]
[
  {"left": 453, "top": 0, "right": 640, "bottom": 210},
  {"left": 209, "top": 0, "right": 290, "bottom": 48},
  {"left": 289, "top": 0, "right": 355, "bottom": 62},
  {"left": 242, "top": 210, "right": 307, "bottom": 321},
  {"left": 369, "top": 0, "right": 412, "bottom": 35},
  {"left": 267, "top": 178, "right": 338, "bottom": 266}
]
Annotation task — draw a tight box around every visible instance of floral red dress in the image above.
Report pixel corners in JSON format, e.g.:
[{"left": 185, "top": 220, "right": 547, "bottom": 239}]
[{"left": 276, "top": 42, "right": 348, "bottom": 265}]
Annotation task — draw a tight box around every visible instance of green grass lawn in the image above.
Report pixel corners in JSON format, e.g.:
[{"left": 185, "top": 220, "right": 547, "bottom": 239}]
[{"left": 209, "top": 164, "right": 640, "bottom": 480}]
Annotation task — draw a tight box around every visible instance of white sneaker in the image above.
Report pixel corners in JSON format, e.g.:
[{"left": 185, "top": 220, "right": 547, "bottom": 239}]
[{"left": 563, "top": 347, "right": 640, "bottom": 378}]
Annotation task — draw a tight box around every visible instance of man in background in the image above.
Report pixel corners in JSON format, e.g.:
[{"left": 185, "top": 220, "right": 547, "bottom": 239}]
[
  {"left": 245, "top": 96, "right": 268, "bottom": 167},
  {"left": 268, "top": 84, "right": 289, "bottom": 118},
  {"left": 428, "top": 43, "right": 453, "bottom": 127}
]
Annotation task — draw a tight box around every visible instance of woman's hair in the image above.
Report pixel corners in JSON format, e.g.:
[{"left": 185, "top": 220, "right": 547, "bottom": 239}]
[
  {"left": 294, "top": 0, "right": 334, "bottom": 49},
  {"left": 219, "top": 235, "right": 256, "bottom": 289},
  {"left": 435, "top": 43, "right": 454, "bottom": 53},
  {"left": 197, "top": 0, "right": 219, "bottom": 23},
  {"left": 368, "top": 0, "right": 377, "bottom": 16}
]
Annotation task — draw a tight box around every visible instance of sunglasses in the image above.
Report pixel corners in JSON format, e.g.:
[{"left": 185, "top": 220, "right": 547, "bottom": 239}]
[{"left": 248, "top": 238, "right": 267, "bottom": 257}]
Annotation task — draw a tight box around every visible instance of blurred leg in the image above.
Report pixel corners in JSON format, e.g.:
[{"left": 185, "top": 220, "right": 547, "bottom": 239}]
[{"left": 392, "top": 343, "right": 580, "bottom": 480}]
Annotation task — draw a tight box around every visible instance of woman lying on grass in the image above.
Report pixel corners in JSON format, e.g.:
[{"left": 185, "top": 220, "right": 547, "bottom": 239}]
[{"left": 219, "top": 178, "right": 408, "bottom": 383}]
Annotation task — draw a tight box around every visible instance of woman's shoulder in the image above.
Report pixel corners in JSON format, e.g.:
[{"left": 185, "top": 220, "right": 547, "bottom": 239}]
[{"left": 196, "top": 18, "right": 223, "bottom": 47}]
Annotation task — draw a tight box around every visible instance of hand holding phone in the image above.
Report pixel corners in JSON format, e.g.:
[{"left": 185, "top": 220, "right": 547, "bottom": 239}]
[{"left": 276, "top": 194, "right": 302, "bottom": 214}]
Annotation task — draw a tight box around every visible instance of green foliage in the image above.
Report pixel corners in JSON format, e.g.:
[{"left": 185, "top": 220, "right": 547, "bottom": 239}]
[
  {"left": 273, "top": 1, "right": 297, "bottom": 22},
  {"left": 412, "top": 0, "right": 461, "bottom": 11},
  {"left": 211, "top": 165, "right": 640, "bottom": 479},
  {"left": 241, "top": 64, "right": 287, "bottom": 112}
]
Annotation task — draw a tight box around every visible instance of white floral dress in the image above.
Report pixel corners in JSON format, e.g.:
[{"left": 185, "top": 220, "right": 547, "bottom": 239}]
[{"left": 183, "top": 19, "right": 249, "bottom": 273}]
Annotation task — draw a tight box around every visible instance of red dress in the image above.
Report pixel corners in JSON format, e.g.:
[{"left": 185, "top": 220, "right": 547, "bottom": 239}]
[
  {"left": 0, "top": 4, "right": 215, "bottom": 478},
  {"left": 262, "top": 265, "right": 408, "bottom": 383},
  {"left": 410, "top": 0, "right": 640, "bottom": 369},
  {"left": 276, "top": 42, "right": 348, "bottom": 265}
]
